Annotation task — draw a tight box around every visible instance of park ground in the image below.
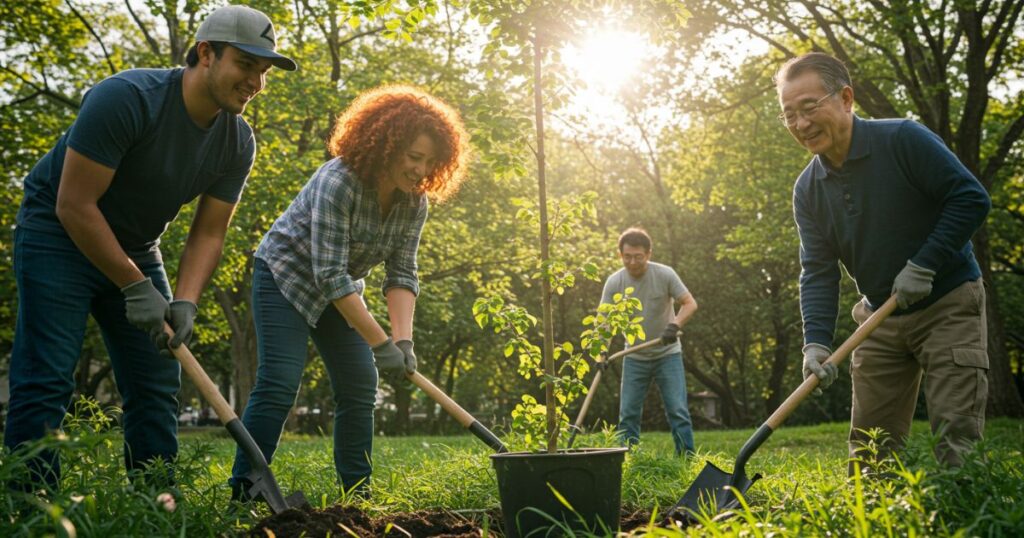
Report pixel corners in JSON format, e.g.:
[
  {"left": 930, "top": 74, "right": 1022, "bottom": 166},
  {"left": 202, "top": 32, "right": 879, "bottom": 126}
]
[{"left": 1, "top": 414, "right": 1022, "bottom": 537}]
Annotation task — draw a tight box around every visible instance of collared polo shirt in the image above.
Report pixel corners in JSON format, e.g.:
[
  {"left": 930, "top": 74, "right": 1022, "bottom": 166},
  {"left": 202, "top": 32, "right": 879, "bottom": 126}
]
[{"left": 793, "top": 116, "right": 990, "bottom": 347}]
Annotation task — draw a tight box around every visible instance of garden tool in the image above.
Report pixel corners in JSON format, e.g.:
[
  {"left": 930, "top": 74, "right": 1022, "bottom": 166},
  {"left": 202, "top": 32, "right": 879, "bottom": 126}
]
[
  {"left": 163, "top": 324, "right": 309, "bottom": 514},
  {"left": 408, "top": 371, "right": 509, "bottom": 453},
  {"left": 668, "top": 296, "right": 898, "bottom": 524},
  {"left": 567, "top": 338, "right": 664, "bottom": 448}
]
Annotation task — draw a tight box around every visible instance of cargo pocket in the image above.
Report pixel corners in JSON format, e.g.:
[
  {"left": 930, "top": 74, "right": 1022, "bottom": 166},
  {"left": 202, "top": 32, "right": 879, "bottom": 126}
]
[{"left": 951, "top": 348, "right": 989, "bottom": 417}]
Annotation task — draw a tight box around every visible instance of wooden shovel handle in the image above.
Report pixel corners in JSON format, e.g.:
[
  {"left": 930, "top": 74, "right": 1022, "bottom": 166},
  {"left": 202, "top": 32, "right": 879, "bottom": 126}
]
[
  {"left": 571, "top": 368, "right": 604, "bottom": 432},
  {"left": 765, "top": 296, "right": 898, "bottom": 430},
  {"left": 408, "top": 371, "right": 475, "bottom": 427},
  {"left": 164, "top": 324, "right": 237, "bottom": 425},
  {"left": 607, "top": 338, "right": 663, "bottom": 362},
  {"left": 568, "top": 338, "right": 666, "bottom": 441}
]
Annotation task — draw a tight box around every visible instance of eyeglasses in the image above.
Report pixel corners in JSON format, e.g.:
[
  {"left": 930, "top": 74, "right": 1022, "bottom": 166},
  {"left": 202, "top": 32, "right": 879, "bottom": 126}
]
[{"left": 778, "top": 89, "right": 839, "bottom": 127}]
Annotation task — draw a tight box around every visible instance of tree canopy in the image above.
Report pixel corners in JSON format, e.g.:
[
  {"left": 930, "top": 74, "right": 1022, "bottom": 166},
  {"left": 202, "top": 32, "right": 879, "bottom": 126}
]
[{"left": 1, "top": 0, "right": 1020, "bottom": 435}]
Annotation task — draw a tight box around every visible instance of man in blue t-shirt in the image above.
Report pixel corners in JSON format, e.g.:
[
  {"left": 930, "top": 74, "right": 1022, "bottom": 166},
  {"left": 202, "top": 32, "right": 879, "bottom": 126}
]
[
  {"left": 776, "top": 52, "right": 990, "bottom": 469},
  {"left": 599, "top": 228, "right": 699, "bottom": 456},
  {"left": 5, "top": 5, "right": 296, "bottom": 489}
]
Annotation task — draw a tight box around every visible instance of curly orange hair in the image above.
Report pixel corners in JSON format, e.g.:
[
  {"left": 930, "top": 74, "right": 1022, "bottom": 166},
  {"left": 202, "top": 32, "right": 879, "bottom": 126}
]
[{"left": 328, "top": 85, "right": 470, "bottom": 202}]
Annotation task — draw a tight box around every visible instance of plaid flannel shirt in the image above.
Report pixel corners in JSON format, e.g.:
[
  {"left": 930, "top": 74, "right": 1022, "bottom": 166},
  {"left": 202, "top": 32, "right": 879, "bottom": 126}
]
[{"left": 255, "top": 158, "right": 428, "bottom": 327}]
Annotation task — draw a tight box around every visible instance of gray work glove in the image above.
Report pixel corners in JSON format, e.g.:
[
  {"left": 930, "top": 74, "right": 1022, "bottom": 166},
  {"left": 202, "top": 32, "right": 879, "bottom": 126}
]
[
  {"left": 594, "top": 353, "right": 610, "bottom": 372},
  {"left": 661, "top": 322, "right": 681, "bottom": 345},
  {"left": 372, "top": 337, "right": 406, "bottom": 374},
  {"left": 156, "top": 300, "right": 197, "bottom": 357},
  {"left": 802, "top": 343, "right": 838, "bottom": 396},
  {"left": 395, "top": 339, "right": 418, "bottom": 375},
  {"left": 892, "top": 260, "right": 935, "bottom": 309},
  {"left": 121, "top": 278, "right": 170, "bottom": 339}
]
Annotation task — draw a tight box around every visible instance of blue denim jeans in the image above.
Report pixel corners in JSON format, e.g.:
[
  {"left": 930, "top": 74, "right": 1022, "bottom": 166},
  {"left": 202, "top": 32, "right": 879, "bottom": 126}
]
[
  {"left": 231, "top": 259, "right": 377, "bottom": 493},
  {"left": 4, "top": 227, "right": 180, "bottom": 488},
  {"left": 618, "top": 352, "right": 695, "bottom": 455}
]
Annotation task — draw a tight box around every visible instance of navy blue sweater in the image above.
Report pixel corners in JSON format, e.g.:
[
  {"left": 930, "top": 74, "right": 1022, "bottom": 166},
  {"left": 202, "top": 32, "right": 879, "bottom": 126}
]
[{"left": 793, "top": 116, "right": 990, "bottom": 348}]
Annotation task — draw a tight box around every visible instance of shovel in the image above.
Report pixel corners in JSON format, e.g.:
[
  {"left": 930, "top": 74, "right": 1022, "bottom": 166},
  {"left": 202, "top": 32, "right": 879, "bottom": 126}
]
[
  {"left": 407, "top": 371, "right": 508, "bottom": 453},
  {"left": 567, "top": 339, "right": 664, "bottom": 448},
  {"left": 164, "top": 324, "right": 309, "bottom": 514},
  {"left": 668, "top": 296, "right": 897, "bottom": 523}
]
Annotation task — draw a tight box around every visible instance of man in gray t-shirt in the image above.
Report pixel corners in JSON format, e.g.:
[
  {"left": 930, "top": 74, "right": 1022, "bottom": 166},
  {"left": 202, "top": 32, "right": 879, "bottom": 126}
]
[{"left": 599, "top": 228, "right": 698, "bottom": 455}]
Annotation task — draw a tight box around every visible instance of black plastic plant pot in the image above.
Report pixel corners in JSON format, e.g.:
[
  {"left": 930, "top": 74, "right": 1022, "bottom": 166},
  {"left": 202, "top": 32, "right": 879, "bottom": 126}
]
[{"left": 491, "top": 447, "right": 629, "bottom": 538}]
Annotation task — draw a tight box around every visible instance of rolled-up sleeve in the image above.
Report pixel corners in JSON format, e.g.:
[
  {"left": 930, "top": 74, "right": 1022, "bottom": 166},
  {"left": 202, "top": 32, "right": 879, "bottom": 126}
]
[
  {"left": 382, "top": 199, "right": 428, "bottom": 296},
  {"left": 310, "top": 170, "right": 359, "bottom": 300}
]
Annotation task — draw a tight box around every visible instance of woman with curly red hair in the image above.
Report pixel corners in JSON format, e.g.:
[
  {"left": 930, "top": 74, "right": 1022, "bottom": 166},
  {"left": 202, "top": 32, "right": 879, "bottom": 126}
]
[{"left": 230, "top": 85, "right": 468, "bottom": 499}]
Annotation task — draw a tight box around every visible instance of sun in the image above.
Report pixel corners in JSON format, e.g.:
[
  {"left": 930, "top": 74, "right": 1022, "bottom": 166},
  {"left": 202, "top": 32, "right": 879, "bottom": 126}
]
[
  {"left": 556, "top": 29, "right": 658, "bottom": 136},
  {"left": 562, "top": 30, "right": 653, "bottom": 94}
]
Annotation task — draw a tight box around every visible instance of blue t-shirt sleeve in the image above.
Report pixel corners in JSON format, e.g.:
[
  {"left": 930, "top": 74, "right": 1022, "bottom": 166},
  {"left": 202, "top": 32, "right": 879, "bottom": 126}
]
[
  {"left": 794, "top": 178, "right": 842, "bottom": 348},
  {"left": 895, "top": 121, "right": 991, "bottom": 271},
  {"left": 66, "top": 78, "right": 146, "bottom": 170},
  {"left": 204, "top": 126, "right": 255, "bottom": 204}
]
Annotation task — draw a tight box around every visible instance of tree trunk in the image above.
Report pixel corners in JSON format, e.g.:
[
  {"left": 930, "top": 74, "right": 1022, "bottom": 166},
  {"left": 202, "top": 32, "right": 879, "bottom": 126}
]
[
  {"left": 425, "top": 350, "right": 448, "bottom": 433},
  {"left": 532, "top": 34, "right": 558, "bottom": 453},
  {"left": 230, "top": 331, "right": 257, "bottom": 414},
  {"left": 765, "top": 318, "right": 791, "bottom": 414},
  {"left": 84, "top": 364, "right": 113, "bottom": 400},
  {"left": 973, "top": 225, "right": 1024, "bottom": 416},
  {"left": 393, "top": 383, "right": 411, "bottom": 434},
  {"left": 443, "top": 350, "right": 459, "bottom": 410},
  {"left": 686, "top": 351, "right": 744, "bottom": 426},
  {"left": 74, "top": 352, "right": 93, "bottom": 397},
  {"left": 214, "top": 281, "right": 256, "bottom": 415},
  {"left": 759, "top": 275, "right": 794, "bottom": 413}
]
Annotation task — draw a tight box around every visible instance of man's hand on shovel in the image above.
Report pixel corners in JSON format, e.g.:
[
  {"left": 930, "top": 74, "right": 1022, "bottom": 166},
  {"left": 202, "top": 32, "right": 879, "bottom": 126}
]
[
  {"left": 661, "top": 322, "right": 681, "bottom": 345},
  {"left": 802, "top": 343, "right": 838, "bottom": 396},
  {"left": 156, "top": 300, "right": 197, "bottom": 358}
]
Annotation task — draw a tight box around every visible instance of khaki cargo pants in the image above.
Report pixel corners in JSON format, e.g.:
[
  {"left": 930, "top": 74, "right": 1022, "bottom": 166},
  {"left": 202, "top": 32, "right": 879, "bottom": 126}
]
[{"left": 849, "top": 279, "right": 988, "bottom": 471}]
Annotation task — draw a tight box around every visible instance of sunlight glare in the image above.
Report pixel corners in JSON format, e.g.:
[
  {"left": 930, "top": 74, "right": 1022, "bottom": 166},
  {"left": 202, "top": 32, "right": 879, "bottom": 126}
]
[{"left": 562, "top": 30, "right": 652, "bottom": 94}]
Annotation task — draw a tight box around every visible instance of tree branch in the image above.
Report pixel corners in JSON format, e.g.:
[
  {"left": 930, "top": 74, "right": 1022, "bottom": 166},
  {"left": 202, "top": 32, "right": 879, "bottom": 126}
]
[
  {"left": 985, "top": 0, "right": 1024, "bottom": 80},
  {"left": 993, "top": 253, "right": 1024, "bottom": 276},
  {"left": 994, "top": 204, "right": 1024, "bottom": 227},
  {"left": 337, "top": 25, "right": 386, "bottom": 48},
  {"left": 124, "top": 0, "right": 161, "bottom": 57},
  {"left": 1, "top": 90, "right": 44, "bottom": 110},
  {"left": 1, "top": 65, "right": 80, "bottom": 109},
  {"left": 65, "top": 0, "right": 117, "bottom": 75},
  {"left": 980, "top": 110, "right": 1024, "bottom": 185}
]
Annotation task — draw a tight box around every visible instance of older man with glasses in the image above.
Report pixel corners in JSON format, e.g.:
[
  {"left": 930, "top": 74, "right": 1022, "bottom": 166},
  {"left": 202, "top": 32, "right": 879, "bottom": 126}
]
[{"left": 776, "top": 52, "right": 991, "bottom": 471}]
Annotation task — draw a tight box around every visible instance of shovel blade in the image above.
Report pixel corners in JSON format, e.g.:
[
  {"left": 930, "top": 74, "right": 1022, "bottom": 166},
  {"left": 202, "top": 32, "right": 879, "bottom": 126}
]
[
  {"left": 246, "top": 471, "right": 310, "bottom": 514},
  {"left": 669, "top": 461, "right": 760, "bottom": 523}
]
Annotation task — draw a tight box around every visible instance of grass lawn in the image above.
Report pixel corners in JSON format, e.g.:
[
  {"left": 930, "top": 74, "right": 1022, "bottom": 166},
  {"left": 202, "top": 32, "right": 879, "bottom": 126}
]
[{"left": 1, "top": 413, "right": 1022, "bottom": 537}]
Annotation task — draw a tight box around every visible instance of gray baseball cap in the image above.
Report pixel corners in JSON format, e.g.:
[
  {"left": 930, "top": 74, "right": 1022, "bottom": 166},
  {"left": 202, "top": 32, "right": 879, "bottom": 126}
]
[{"left": 195, "top": 5, "right": 297, "bottom": 71}]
